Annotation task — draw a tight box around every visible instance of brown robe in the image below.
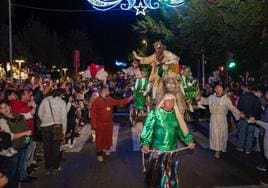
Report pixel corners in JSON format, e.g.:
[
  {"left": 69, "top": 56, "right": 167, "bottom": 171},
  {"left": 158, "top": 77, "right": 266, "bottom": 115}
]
[{"left": 90, "top": 96, "right": 130, "bottom": 152}]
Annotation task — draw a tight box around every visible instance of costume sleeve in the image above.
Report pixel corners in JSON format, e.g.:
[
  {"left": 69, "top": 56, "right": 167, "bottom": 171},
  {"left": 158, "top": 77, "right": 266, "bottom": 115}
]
[
  {"left": 109, "top": 96, "right": 130, "bottom": 107},
  {"left": 164, "top": 51, "right": 179, "bottom": 65},
  {"left": 140, "top": 111, "right": 156, "bottom": 146},
  {"left": 177, "top": 126, "right": 193, "bottom": 145},
  {"left": 200, "top": 96, "right": 209, "bottom": 105},
  {"left": 226, "top": 97, "right": 240, "bottom": 120},
  {"left": 256, "top": 120, "right": 268, "bottom": 130},
  {"left": 139, "top": 54, "right": 156, "bottom": 65}
]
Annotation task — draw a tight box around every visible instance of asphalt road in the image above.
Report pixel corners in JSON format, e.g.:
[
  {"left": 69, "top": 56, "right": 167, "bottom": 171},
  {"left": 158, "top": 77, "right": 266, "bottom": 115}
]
[{"left": 22, "top": 119, "right": 266, "bottom": 188}]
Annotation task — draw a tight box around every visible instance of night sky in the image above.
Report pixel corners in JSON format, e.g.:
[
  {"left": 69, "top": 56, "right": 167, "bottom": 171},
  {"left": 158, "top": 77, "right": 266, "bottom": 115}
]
[{"left": 12, "top": 0, "right": 142, "bottom": 68}]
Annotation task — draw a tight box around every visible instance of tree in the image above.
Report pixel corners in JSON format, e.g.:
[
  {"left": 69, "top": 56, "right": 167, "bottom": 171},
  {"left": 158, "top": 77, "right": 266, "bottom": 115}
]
[
  {"left": 133, "top": 0, "right": 268, "bottom": 75},
  {"left": 63, "top": 29, "right": 96, "bottom": 70},
  {"left": 0, "top": 24, "right": 31, "bottom": 63},
  {"left": 19, "top": 18, "right": 65, "bottom": 67},
  {"left": 0, "top": 0, "right": 8, "bottom": 25}
]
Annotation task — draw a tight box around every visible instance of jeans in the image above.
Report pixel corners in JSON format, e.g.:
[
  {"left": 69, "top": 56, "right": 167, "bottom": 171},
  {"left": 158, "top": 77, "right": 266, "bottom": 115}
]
[
  {"left": 17, "top": 148, "right": 28, "bottom": 181},
  {"left": 41, "top": 126, "right": 61, "bottom": 170},
  {"left": 0, "top": 154, "right": 19, "bottom": 188},
  {"left": 26, "top": 141, "right": 37, "bottom": 167},
  {"left": 238, "top": 120, "right": 256, "bottom": 152}
]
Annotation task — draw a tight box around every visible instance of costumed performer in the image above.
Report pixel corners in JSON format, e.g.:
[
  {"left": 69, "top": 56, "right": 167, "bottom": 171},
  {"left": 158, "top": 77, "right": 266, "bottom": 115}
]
[
  {"left": 200, "top": 85, "right": 245, "bottom": 158},
  {"left": 178, "top": 66, "right": 205, "bottom": 112},
  {"left": 141, "top": 94, "right": 195, "bottom": 188},
  {"left": 133, "top": 41, "right": 180, "bottom": 100},
  {"left": 133, "top": 68, "right": 150, "bottom": 123},
  {"left": 90, "top": 85, "right": 133, "bottom": 162}
]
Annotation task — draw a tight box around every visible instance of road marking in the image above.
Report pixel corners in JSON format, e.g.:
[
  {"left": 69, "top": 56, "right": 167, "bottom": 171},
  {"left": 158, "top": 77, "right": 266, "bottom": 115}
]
[
  {"left": 191, "top": 131, "right": 209, "bottom": 149},
  {"left": 64, "top": 124, "right": 91, "bottom": 152},
  {"left": 111, "top": 124, "right": 120, "bottom": 152},
  {"left": 131, "top": 122, "right": 143, "bottom": 151}
]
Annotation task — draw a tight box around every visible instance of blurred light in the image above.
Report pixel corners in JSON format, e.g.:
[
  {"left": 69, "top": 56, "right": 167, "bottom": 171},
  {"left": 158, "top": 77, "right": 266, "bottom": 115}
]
[
  {"left": 219, "top": 65, "right": 224, "bottom": 72},
  {"left": 115, "top": 60, "right": 127, "bottom": 67},
  {"left": 6, "top": 62, "right": 11, "bottom": 71},
  {"left": 227, "top": 59, "right": 237, "bottom": 69}
]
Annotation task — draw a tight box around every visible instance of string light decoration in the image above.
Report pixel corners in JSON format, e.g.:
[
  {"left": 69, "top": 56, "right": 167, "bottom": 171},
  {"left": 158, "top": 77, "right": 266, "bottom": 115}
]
[{"left": 87, "top": 0, "right": 185, "bottom": 15}]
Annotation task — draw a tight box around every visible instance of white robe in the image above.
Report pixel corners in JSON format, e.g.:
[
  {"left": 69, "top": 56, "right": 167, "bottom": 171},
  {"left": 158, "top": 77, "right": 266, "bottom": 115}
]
[
  {"left": 256, "top": 120, "right": 268, "bottom": 159},
  {"left": 201, "top": 94, "right": 240, "bottom": 152}
]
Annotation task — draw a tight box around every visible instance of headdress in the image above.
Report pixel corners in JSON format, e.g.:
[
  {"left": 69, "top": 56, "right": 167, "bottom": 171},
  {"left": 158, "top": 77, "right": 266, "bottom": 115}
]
[
  {"left": 153, "top": 41, "right": 166, "bottom": 50},
  {"left": 157, "top": 94, "right": 189, "bottom": 136}
]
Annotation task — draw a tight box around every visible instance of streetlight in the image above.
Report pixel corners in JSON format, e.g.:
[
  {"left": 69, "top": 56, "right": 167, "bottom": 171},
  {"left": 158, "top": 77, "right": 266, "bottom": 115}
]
[
  {"left": 142, "top": 39, "right": 148, "bottom": 48},
  {"left": 62, "top": 68, "right": 68, "bottom": 79}
]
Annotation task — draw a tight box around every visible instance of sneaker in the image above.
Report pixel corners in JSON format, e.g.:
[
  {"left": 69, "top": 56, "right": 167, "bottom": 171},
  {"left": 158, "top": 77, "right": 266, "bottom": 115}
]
[
  {"left": 27, "top": 167, "right": 34, "bottom": 176},
  {"left": 236, "top": 147, "right": 243, "bottom": 152},
  {"left": 51, "top": 167, "right": 62, "bottom": 174},
  {"left": 253, "top": 146, "right": 261, "bottom": 152},
  {"left": 30, "top": 164, "right": 39, "bottom": 170},
  {"left": 97, "top": 156, "right": 103, "bottom": 162},
  {"left": 257, "top": 165, "right": 267, "bottom": 172}
]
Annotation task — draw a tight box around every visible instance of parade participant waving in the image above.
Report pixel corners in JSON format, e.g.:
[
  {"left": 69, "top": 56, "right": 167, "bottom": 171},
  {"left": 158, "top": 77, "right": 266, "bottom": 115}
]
[
  {"left": 90, "top": 85, "right": 133, "bottom": 162},
  {"left": 200, "top": 85, "right": 245, "bottom": 159},
  {"left": 133, "top": 41, "right": 180, "bottom": 100},
  {"left": 141, "top": 94, "right": 195, "bottom": 187}
]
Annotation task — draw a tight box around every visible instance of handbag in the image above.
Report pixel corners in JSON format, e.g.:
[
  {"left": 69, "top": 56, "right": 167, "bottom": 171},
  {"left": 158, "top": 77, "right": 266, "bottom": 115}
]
[{"left": 48, "top": 100, "right": 64, "bottom": 140}]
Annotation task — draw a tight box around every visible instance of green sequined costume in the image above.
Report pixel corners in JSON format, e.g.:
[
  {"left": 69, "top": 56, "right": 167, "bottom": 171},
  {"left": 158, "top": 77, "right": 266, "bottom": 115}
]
[
  {"left": 178, "top": 75, "right": 197, "bottom": 101},
  {"left": 134, "top": 78, "right": 149, "bottom": 109},
  {"left": 141, "top": 108, "right": 193, "bottom": 188},
  {"left": 141, "top": 108, "right": 193, "bottom": 150}
]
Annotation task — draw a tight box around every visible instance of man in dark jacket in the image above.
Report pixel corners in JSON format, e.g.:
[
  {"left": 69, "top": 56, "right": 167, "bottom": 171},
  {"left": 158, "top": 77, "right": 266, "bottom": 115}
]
[{"left": 237, "top": 85, "right": 262, "bottom": 154}]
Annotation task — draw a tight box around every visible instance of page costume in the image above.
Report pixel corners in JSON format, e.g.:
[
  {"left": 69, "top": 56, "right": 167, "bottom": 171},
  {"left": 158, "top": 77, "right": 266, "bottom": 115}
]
[{"left": 141, "top": 94, "right": 193, "bottom": 187}]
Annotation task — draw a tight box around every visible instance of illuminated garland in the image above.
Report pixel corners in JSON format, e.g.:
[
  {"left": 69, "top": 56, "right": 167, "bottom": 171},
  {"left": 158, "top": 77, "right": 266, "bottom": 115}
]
[{"left": 87, "top": 0, "right": 185, "bottom": 15}]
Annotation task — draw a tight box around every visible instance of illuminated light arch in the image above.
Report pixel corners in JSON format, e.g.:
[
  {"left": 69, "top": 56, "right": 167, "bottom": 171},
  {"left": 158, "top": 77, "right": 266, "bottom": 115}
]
[{"left": 86, "top": 0, "right": 186, "bottom": 15}]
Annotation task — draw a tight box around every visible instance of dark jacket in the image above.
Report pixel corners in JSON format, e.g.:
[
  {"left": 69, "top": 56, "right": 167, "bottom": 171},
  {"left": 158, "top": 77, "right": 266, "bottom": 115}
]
[{"left": 237, "top": 92, "right": 261, "bottom": 119}]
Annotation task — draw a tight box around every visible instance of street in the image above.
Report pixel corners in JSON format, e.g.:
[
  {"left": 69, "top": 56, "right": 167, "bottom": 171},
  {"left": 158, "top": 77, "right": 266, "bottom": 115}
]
[{"left": 22, "top": 117, "right": 265, "bottom": 188}]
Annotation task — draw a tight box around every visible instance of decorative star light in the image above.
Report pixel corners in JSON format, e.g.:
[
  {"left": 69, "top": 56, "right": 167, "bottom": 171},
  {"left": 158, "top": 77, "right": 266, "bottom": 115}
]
[
  {"left": 87, "top": 0, "right": 185, "bottom": 15},
  {"left": 134, "top": 1, "right": 148, "bottom": 15}
]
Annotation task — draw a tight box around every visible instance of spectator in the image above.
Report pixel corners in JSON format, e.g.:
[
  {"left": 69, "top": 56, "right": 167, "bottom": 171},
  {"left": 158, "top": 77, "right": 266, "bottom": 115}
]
[
  {"left": 38, "top": 89, "right": 67, "bottom": 174},
  {"left": 10, "top": 89, "right": 38, "bottom": 174},
  {"left": 237, "top": 85, "right": 262, "bottom": 154},
  {"left": 255, "top": 90, "right": 268, "bottom": 173},
  {"left": 0, "top": 99, "right": 33, "bottom": 185}
]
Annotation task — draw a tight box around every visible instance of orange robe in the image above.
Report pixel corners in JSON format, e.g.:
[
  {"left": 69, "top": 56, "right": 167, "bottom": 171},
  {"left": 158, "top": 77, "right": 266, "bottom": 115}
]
[{"left": 90, "top": 96, "right": 130, "bottom": 152}]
